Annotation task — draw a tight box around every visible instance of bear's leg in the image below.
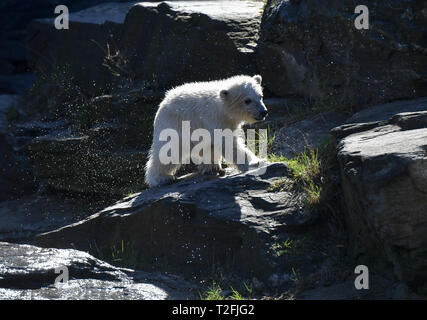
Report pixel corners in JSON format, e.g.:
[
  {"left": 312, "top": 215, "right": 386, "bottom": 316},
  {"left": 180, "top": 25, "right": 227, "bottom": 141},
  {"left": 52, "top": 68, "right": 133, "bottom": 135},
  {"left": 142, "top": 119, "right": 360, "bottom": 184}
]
[
  {"left": 211, "top": 145, "right": 226, "bottom": 176},
  {"left": 196, "top": 146, "right": 225, "bottom": 176},
  {"left": 224, "top": 136, "right": 259, "bottom": 172},
  {"left": 197, "top": 163, "right": 225, "bottom": 176},
  {"left": 144, "top": 154, "right": 180, "bottom": 187}
]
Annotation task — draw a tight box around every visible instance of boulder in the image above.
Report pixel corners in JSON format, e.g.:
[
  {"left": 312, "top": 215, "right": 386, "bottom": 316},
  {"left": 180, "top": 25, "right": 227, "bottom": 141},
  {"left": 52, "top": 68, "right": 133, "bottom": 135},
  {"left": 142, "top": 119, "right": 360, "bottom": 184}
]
[
  {"left": 26, "top": 130, "right": 148, "bottom": 195},
  {"left": 120, "top": 1, "right": 263, "bottom": 91},
  {"left": 0, "top": 94, "right": 18, "bottom": 132},
  {"left": 0, "top": 242, "right": 195, "bottom": 299},
  {"left": 0, "top": 194, "right": 106, "bottom": 242},
  {"left": 0, "top": 94, "right": 36, "bottom": 201},
  {"left": 23, "top": 85, "right": 158, "bottom": 195},
  {"left": 35, "top": 163, "right": 330, "bottom": 282},
  {"left": 332, "top": 99, "right": 427, "bottom": 289},
  {"left": 0, "top": 1, "right": 132, "bottom": 94},
  {"left": 0, "top": 73, "right": 36, "bottom": 95},
  {"left": 27, "top": 2, "right": 135, "bottom": 95},
  {"left": 272, "top": 111, "right": 348, "bottom": 158},
  {"left": 27, "top": 1, "right": 264, "bottom": 95},
  {"left": 296, "top": 277, "right": 420, "bottom": 300},
  {"left": 344, "top": 97, "right": 427, "bottom": 125},
  {"left": 257, "top": 0, "right": 427, "bottom": 106}
]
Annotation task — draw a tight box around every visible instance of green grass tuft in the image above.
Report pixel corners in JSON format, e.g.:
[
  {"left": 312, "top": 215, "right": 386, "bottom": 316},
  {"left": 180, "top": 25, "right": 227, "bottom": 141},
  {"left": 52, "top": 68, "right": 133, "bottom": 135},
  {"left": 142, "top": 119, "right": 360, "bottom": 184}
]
[
  {"left": 267, "top": 148, "right": 323, "bottom": 206},
  {"left": 89, "top": 240, "right": 138, "bottom": 269},
  {"left": 200, "top": 282, "right": 225, "bottom": 300}
]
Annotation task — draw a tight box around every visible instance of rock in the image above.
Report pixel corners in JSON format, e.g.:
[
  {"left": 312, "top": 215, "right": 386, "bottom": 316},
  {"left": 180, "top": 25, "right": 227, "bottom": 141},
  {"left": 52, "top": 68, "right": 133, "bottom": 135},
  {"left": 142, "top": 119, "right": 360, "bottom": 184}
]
[
  {"left": 26, "top": 129, "right": 147, "bottom": 195},
  {"left": 257, "top": 0, "right": 427, "bottom": 106},
  {"left": 0, "top": 194, "right": 105, "bottom": 242},
  {"left": 0, "top": 242, "right": 195, "bottom": 299},
  {"left": 296, "top": 276, "right": 413, "bottom": 300},
  {"left": 272, "top": 111, "right": 348, "bottom": 158},
  {"left": 0, "top": 94, "right": 36, "bottom": 201},
  {"left": 35, "top": 163, "right": 321, "bottom": 281},
  {"left": 24, "top": 85, "right": 158, "bottom": 195},
  {"left": 0, "top": 58, "right": 14, "bottom": 75},
  {"left": 27, "top": 2, "right": 134, "bottom": 95},
  {"left": 345, "top": 97, "right": 427, "bottom": 125},
  {"left": 390, "top": 282, "right": 411, "bottom": 300},
  {"left": 0, "top": 94, "right": 19, "bottom": 132},
  {"left": 1, "top": 1, "right": 132, "bottom": 94},
  {"left": 27, "top": 1, "right": 264, "bottom": 94},
  {"left": 0, "top": 73, "right": 35, "bottom": 94},
  {"left": 121, "top": 1, "right": 263, "bottom": 91},
  {"left": 332, "top": 101, "right": 427, "bottom": 289}
]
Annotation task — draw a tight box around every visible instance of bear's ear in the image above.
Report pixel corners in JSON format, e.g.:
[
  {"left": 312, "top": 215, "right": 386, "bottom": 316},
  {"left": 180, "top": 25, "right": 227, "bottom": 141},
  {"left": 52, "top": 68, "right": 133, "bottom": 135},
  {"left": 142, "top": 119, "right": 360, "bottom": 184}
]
[
  {"left": 220, "top": 89, "right": 229, "bottom": 100},
  {"left": 253, "top": 74, "right": 262, "bottom": 85}
]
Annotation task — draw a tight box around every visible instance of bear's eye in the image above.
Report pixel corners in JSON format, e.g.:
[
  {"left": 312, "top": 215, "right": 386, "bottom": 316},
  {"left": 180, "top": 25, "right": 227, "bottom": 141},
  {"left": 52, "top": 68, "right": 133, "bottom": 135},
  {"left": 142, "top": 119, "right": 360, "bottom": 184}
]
[{"left": 244, "top": 98, "right": 252, "bottom": 105}]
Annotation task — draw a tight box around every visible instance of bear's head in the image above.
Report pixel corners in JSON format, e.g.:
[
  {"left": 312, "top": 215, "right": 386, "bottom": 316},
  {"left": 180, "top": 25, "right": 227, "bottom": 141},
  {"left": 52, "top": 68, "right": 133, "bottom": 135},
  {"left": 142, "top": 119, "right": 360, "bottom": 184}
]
[{"left": 220, "top": 75, "right": 268, "bottom": 124}]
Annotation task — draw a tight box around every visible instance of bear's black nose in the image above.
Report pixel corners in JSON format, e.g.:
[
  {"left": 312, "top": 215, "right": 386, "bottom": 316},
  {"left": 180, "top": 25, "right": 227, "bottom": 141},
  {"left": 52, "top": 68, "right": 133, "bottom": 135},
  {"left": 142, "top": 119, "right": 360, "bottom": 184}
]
[{"left": 261, "top": 110, "right": 268, "bottom": 118}]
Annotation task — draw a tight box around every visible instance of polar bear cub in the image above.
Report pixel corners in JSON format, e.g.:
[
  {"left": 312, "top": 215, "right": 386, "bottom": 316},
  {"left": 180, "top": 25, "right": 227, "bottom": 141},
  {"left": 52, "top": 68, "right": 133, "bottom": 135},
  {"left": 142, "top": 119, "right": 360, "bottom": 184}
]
[{"left": 144, "top": 75, "right": 268, "bottom": 188}]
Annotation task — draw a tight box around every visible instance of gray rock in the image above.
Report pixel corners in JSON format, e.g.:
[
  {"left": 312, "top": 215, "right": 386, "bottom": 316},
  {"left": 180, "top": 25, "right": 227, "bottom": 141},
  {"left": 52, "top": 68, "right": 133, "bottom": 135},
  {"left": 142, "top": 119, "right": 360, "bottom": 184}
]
[
  {"left": 35, "top": 163, "right": 318, "bottom": 281},
  {"left": 0, "top": 242, "right": 196, "bottom": 299},
  {"left": 0, "top": 94, "right": 18, "bottom": 132},
  {"left": 345, "top": 97, "right": 427, "bottom": 125},
  {"left": 0, "top": 58, "right": 14, "bottom": 75},
  {"left": 297, "top": 276, "right": 413, "bottom": 300},
  {"left": 257, "top": 0, "right": 427, "bottom": 106},
  {"left": 0, "top": 95, "right": 36, "bottom": 201},
  {"left": 0, "top": 194, "right": 93, "bottom": 241},
  {"left": 272, "top": 111, "right": 348, "bottom": 158},
  {"left": 26, "top": 129, "right": 148, "bottom": 195},
  {"left": 22, "top": 83, "right": 160, "bottom": 195},
  {"left": 121, "top": 1, "right": 263, "bottom": 90},
  {"left": 27, "top": 2, "right": 136, "bottom": 95},
  {"left": 0, "top": 73, "right": 36, "bottom": 95},
  {"left": 27, "top": 1, "right": 264, "bottom": 94},
  {"left": 332, "top": 103, "right": 427, "bottom": 287}
]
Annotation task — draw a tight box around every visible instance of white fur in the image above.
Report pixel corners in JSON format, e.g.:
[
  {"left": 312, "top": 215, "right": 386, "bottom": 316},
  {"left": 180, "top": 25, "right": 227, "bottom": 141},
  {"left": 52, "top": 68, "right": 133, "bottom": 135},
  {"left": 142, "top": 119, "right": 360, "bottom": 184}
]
[{"left": 144, "top": 75, "right": 268, "bottom": 188}]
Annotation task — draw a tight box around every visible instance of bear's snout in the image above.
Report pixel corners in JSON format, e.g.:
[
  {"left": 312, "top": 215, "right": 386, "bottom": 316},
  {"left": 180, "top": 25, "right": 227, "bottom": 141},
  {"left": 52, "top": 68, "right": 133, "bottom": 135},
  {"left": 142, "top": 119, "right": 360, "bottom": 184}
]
[
  {"left": 260, "top": 110, "right": 268, "bottom": 118},
  {"left": 254, "top": 106, "right": 268, "bottom": 120}
]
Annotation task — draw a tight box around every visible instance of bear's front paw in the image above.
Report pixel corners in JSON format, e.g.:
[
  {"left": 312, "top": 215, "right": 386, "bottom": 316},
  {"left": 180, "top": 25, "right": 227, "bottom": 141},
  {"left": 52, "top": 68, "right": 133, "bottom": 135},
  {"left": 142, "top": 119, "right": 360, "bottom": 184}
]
[
  {"left": 235, "top": 163, "right": 250, "bottom": 172},
  {"left": 257, "top": 158, "right": 270, "bottom": 166},
  {"left": 198, "top": 164, "right": 225, "bottom": 176},
  {"left": 247, "top": 158, "right": 269, "bottom": 170}
]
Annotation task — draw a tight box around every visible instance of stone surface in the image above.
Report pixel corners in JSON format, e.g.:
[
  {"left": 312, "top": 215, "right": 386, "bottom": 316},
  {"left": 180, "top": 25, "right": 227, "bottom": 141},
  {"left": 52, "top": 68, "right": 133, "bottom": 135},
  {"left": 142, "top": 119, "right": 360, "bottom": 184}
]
[
  {"left": 121, "top": 1, "right": 263, "bottom": 91},
  {"left": 272, "top": 111, "right": 348, "bottom": 158},
  {"left": 257, "top": 0, "right": 427, "bottom": 106},
  {"left": 23, "top": 85, "right": 158, "bottom": 195},
  {"left": 26, "top": 129, "right": 148, "bottom": 195},
  {"left": 332, "top": 102, "right": 427, "bottom": 289},
  {"left": 0, "top": 94, "right": 19, "bottom": 132},
  {"left": 0, "top": 95, "right": 36, "bottom": 201},
  {"left": 0, "top": 73, "right": 36, "bottom": 95},
  {"left": 0, "top": 1, "right": 132, "bottom": 94},
  {"left": 345, "top": 97, "right": 427, "bottom": 125},
  {"left": 296, "top": 277, "right": 420, "bottom": 300},
  {"left": 27, "top": 1, "right": 264, "bottom": 94},
  {"left": 27, "top": 2, "right": 136, "bottom": 95},
  {"left": 0, "top": 194, "right": 111, "bottom": 242},
  {"left": 35, "top": 163, "right": 330, "bottom": 281},
  {"left": 0, "top": 242, "right": 196, "bottom": 299}
]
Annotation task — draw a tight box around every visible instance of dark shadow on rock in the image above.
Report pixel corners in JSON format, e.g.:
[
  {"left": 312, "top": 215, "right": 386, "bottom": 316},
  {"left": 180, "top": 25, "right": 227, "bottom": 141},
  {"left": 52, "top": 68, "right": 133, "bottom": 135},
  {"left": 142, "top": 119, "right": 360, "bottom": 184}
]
[
  {"left": 332, "top": 100, "right": 427, "bottom": 291},
  {"left": 35, "top": 162, "right": 317, "bottom": 281}
]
